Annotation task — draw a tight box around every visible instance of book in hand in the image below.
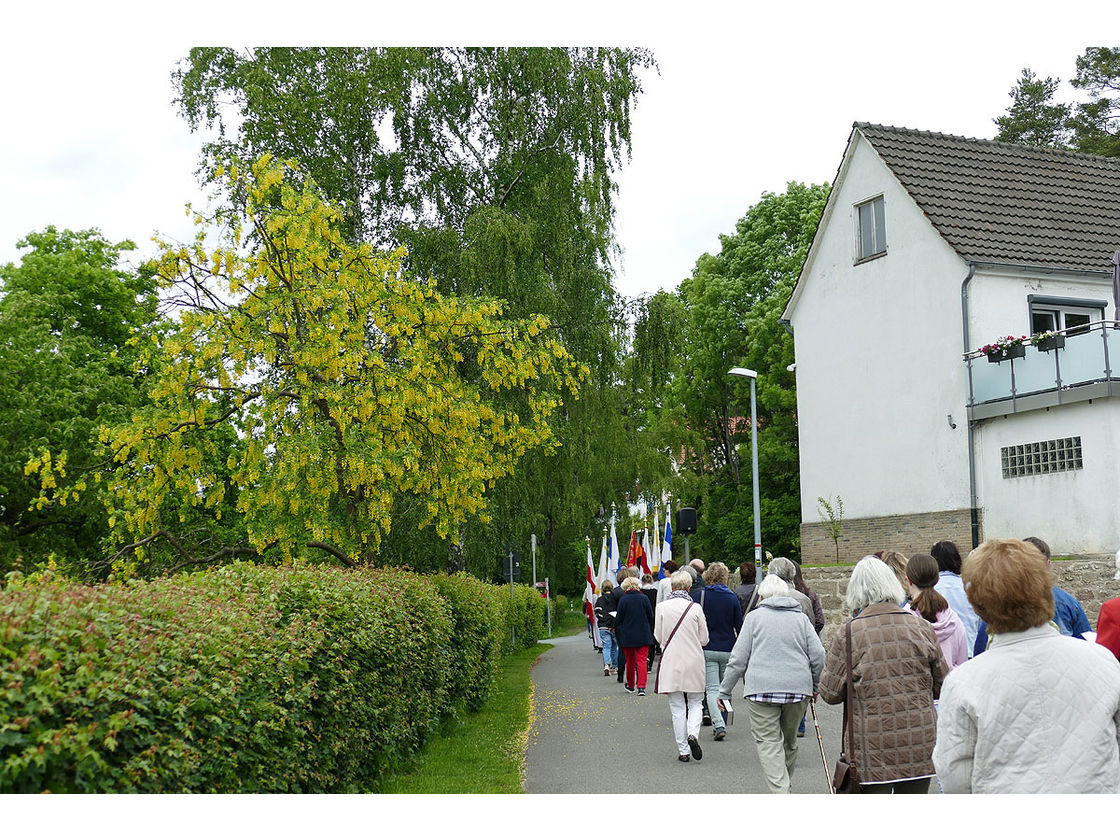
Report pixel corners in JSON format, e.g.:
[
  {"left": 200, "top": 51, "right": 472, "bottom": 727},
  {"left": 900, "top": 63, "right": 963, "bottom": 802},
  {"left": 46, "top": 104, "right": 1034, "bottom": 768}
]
[{"left": 717, "top": 698, "right": 733, "bottom": 726}]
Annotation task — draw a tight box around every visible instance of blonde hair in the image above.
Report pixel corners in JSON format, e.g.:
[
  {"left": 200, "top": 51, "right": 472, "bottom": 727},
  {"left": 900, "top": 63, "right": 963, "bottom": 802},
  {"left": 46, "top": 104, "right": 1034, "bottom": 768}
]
[
  {"left": 879, "top": 551, "right": 908, "bottom": 589},
  {"left": 703, "top": 561, "right": 729, "bottom": 586},
  {"left": 620, "top": 576, "right": 641, "bottom": 592},
  {"left": 670, "top": 569, "right": 693, "bottom": 591}
]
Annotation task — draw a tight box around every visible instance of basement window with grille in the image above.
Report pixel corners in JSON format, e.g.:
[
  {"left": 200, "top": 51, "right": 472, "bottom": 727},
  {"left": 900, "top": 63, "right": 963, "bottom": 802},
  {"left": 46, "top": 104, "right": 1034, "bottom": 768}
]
[{"left": 1001, "top": 436, "right": 1083, "bottom": 478}]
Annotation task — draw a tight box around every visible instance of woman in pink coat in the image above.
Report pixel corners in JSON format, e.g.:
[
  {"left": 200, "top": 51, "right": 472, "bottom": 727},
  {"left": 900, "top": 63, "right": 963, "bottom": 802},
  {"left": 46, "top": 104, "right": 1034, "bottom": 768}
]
[
  {"left": 905, "top": 553, "right": 969, "bottom": 670},
  {"left": 655, "top": 569, "right": 710, "bottom": 762}
]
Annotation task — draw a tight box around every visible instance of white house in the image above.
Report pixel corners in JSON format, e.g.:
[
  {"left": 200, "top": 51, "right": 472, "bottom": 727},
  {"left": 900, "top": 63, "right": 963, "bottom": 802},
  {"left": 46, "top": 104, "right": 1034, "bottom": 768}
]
[{"left": 783, "top": 123, "right": 1120, "bottom": 562}]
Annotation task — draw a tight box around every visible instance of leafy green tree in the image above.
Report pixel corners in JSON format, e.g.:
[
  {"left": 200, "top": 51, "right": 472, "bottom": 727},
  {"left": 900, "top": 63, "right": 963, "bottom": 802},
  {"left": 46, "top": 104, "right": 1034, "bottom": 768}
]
[
  {"left": 994, "top": 69, "right": 1071, "bottom": 147},
  {"left": 659, "top": 183, "right": 830, "bottom": 565},
  {"left": 31, "top": 158, "right": 585, "bottom": 579},
  {"left": 994, "top": 48, "right": 1120, "bottom": 157},
  {"left": 0, "top": 227, "right": 161, "bottom": 576},
  {"left": 1068, "top": 47, "right": 1120, "bottom": 156},
  {"left": 172, "top": 47, "right": 658, "bottom": 587}
]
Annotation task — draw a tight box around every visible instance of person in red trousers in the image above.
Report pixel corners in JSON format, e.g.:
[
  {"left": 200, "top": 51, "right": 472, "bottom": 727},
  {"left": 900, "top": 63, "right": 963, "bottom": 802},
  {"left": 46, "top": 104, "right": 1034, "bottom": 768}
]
[{"left": 614, "top": 576, "right": 656, "bottom": 695}]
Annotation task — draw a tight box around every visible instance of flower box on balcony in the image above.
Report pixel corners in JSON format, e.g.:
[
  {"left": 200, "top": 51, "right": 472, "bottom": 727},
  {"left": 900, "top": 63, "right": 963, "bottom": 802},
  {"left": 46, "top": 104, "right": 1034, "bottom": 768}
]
[
  {"left": 1034, "top": 334, "right": 1065, "bottom": 352},
  {"left": 985, "top": 343, "right": 1026, "bottom": 363}
]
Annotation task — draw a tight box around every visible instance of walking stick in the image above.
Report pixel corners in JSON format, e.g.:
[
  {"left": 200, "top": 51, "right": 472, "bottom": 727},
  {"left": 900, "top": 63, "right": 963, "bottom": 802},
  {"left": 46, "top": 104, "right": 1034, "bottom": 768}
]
[{"left": 810, "top": 698, "right": 834, "bottom": 794}]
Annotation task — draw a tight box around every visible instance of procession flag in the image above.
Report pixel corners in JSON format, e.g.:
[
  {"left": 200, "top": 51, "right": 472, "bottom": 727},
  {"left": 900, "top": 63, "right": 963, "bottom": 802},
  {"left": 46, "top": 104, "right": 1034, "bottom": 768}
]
[
  {"left": 597, "top": 530, "right": 609, "bottom": 589},
  {"left": 640, "top": 526, "right": 652, "bottom": 576},
  {"left": 661, "top": 502, "right": 672, "bottom": 576},
  {"left": 626, "top": 530, "right": 638, "bottom": 569},
  {"left": 651, "top": 508, "right": 661, "bottom": 575},
  {"left": 584, "top": 539, "right": 600, "bottom": 648},
  {"left": 610, "top": 511, "right": 621, "bottom": 572}
]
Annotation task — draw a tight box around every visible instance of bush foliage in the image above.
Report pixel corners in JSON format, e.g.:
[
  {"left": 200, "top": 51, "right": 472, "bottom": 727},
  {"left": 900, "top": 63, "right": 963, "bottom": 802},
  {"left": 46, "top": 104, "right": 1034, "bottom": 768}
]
[{"left": 0, "top": 563, "right": 544, "bottom": 792}]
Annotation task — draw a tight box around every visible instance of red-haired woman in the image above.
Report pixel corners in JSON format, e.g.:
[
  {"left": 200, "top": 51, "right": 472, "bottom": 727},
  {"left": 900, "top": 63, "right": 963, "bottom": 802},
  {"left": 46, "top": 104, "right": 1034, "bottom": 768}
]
[{"left": 933, "top": 539, "right": 1120, "bottom": 793}]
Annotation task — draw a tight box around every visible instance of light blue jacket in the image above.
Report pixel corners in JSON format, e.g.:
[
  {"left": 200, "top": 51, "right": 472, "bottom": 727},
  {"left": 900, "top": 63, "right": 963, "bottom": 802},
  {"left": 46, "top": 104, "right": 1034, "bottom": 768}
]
[
  {"left": 717, "top": 596, "right": 825, "bottom": 699},
  {"left": 935, "top": 571, "right": 980, "bottom": 654}
]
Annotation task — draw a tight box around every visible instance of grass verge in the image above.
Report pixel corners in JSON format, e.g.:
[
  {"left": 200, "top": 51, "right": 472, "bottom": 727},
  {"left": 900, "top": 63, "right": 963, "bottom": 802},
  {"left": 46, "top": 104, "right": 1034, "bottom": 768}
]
[{"left": 375, "top": 643, "right": 549, "bottom": 794}]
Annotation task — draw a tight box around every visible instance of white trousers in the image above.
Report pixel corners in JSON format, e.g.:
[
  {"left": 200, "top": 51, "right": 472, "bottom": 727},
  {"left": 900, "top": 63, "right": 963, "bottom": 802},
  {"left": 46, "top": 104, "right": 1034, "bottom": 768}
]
[{"left": 667, "top": 691, "right": 704, "bottom": 756}]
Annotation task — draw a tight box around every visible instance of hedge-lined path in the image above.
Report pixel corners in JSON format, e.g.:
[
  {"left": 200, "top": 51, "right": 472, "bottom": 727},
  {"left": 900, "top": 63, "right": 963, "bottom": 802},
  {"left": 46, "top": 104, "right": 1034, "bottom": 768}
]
[{"left": 525, "top": 632, "right": 857, "bottom": 794}]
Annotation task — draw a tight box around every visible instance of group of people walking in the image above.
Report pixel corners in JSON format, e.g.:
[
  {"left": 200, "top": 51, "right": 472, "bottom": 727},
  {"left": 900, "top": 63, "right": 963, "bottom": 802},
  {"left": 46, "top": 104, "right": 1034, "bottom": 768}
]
[{"left": 590, "top": 537, "right": 1120, "bottom": 793}]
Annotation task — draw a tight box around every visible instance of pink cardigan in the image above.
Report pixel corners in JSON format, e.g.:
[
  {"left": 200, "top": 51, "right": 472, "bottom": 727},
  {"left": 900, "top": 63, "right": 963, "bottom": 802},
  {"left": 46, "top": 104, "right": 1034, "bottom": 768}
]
[{"left": 908, "top": 605, "right": 969, "bottom": 669}]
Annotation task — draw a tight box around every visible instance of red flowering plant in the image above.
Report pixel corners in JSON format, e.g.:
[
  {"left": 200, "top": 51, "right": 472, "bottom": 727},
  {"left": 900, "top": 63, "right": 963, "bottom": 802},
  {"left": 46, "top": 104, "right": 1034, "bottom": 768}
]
[{"left": 979, "top": 335, "right": 1028, "bottom": 359}]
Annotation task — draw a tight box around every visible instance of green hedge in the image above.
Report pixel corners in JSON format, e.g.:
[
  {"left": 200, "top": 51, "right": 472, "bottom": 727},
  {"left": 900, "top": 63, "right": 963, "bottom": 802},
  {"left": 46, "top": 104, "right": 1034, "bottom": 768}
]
[{"left": 0, "top": 563, "right": 542, "bottom": 792}]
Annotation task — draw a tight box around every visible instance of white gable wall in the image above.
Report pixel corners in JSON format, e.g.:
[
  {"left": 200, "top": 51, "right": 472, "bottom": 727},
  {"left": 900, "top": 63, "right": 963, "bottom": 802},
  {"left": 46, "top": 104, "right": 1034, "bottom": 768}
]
[{"left": 790, "top": 136, "right": 972, "bottom": 523}]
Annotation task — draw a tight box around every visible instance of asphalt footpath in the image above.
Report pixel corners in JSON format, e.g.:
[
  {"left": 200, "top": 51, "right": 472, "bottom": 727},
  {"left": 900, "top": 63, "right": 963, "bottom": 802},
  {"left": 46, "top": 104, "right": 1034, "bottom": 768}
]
[{"left": 524, "top": 632, "right": 855, "bottom": 794}]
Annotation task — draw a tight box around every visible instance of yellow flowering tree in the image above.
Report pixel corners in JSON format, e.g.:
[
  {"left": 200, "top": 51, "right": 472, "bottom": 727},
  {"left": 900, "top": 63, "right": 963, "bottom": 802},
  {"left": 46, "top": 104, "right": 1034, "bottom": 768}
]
[{"left": 32, "top": 156, "right": 584, "bottom": 574}]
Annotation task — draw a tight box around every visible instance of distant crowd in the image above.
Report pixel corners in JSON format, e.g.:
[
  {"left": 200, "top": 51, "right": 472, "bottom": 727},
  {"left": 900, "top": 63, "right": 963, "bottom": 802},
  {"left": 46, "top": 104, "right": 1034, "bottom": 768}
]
[{"left": 590, "top": 538, "right": 1120, "bottom": 793}]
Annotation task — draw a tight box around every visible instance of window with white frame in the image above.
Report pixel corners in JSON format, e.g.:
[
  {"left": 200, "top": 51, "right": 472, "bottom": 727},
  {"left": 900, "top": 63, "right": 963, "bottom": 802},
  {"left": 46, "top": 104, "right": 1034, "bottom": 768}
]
[
  {"left": 1028, "top": 295, "right": 1106, "bottom": 337},
  {"left": 856, "top": 196, "right": 886, "bottom": 261},
  {"left": 1001, "top": 436, "right": 1083, "bottom": 478}
]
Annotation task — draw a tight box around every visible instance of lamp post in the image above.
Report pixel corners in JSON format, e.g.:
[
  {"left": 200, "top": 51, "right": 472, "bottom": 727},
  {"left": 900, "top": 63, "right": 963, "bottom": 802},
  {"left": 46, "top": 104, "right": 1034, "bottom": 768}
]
[{"left": 728, "top": 367, "right": 762, "bottom": 584}]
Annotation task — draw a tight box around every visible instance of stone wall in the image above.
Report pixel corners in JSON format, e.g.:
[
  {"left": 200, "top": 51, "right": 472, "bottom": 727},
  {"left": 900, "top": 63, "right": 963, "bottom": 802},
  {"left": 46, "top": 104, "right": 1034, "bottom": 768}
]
[
  {"left": 800, "top": 508, "right": 976, "bottom": 568},
  {"left": 803, "top": 555, "right": 1120, "bottom": 647}
]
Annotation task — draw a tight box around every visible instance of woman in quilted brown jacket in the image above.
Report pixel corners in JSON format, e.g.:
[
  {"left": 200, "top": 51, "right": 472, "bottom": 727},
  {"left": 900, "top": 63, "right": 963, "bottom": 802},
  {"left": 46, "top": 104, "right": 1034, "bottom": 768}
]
[{"left": 819, "top": 556, "right": 948, "bottom": 793}]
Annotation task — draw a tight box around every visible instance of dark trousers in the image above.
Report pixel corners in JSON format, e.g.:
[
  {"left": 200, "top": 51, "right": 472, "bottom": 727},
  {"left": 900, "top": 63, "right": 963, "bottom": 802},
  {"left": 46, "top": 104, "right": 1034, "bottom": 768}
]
[{"left": 861, "top": 778, "right": 932, "bottom": 794}]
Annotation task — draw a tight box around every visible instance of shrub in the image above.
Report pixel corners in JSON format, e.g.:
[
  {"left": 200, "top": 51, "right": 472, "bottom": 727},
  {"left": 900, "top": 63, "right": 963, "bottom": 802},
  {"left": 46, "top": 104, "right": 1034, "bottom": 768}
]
[{"left": 0, "top": 562, "right": 541, "bottom": 792}]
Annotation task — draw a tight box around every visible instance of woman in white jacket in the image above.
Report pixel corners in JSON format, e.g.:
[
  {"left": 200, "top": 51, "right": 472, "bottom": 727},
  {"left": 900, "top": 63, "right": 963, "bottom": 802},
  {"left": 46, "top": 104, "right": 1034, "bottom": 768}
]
[
  {"left": 654, "top": 569, "right": 709, "bottom": 763},
  {"left": 932, "top": 539, "right": 1120, "bottom": 793}
]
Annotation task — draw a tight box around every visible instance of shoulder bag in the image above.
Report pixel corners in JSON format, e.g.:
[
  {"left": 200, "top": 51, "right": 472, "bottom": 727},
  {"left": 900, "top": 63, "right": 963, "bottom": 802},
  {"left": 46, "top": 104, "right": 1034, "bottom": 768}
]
[
  {"left": 831, "top": 620, "right": 863, "bottom": 794},
  {"left": 653, "top": 601, "right": 694, "bottom": 694}
]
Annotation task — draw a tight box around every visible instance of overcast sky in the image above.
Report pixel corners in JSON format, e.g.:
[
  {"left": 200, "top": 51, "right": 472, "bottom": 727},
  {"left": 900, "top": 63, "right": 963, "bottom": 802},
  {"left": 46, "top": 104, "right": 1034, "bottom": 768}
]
[{"left": 1, "top": 2, "right": 1115, "bottom": 305}]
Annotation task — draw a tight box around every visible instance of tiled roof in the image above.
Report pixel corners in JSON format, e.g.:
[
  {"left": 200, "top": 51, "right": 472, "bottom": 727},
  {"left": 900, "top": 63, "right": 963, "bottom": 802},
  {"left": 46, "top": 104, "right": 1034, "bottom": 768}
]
[{"left": 856, "top": 123, "right": 1120, "bottom": 272}]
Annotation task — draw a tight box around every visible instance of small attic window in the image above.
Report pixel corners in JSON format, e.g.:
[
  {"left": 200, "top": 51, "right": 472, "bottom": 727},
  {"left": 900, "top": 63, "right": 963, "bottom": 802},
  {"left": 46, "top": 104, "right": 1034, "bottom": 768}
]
[{"left": 856, "top": 196, "right": 886, "bottom": 261}]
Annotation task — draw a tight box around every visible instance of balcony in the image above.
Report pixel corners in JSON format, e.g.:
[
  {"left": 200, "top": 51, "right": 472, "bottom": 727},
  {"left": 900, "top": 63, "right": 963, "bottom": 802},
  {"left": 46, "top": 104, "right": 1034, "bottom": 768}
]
[{"left": 967, "top": 321, "right": 1120, "bottom": 420}]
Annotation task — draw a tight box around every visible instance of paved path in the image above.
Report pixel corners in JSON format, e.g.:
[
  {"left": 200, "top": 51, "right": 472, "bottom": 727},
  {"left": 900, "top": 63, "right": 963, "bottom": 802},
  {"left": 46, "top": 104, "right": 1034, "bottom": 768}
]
[{"left": 524, "top": 633, "right": 855, "bottom": 794}]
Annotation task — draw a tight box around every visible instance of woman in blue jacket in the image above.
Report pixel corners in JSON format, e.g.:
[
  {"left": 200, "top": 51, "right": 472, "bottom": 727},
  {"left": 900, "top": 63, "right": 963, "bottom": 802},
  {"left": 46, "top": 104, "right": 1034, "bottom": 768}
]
[
  {"left": 698, "top": 562, "right": 743, "bottom": 740},
  {"left": 614, "top": 576, "right": 656, "bottom": 695}
]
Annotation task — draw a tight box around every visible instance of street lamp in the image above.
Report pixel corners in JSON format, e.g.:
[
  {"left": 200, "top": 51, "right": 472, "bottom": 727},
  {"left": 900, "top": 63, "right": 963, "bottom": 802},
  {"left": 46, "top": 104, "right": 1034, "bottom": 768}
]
[{"left": 728, "top": 367, "right": 762, "bottom": 584}]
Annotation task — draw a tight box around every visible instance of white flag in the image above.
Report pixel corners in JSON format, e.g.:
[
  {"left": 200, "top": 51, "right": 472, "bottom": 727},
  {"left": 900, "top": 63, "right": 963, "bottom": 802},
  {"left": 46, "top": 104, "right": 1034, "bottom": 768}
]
[
  {"left": 597, "top": 532, "right": 609, "bottom": 590},
  {"left": 610, "top": 510, "right": 621, "bottom": 572}
]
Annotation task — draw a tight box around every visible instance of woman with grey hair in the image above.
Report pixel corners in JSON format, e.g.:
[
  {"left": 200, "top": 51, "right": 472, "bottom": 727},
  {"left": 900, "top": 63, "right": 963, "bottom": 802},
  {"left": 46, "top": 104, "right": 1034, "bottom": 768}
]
[
  {"left": 655, "top": 569, "right": 710, "bottom": 762},
  {"left": 818, "top": 556, "right": 948, "bottom": 793},
  {"left": 718, "top": 574, "right": 825, "bottom": 793}
]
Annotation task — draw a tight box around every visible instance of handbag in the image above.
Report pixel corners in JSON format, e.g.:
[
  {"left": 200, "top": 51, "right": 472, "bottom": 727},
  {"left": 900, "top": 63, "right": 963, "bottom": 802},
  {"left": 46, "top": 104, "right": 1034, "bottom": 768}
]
[
  {"left": 653, "top": 600, "right": 694, "bottom": 694},
  {"left": 832, "top": 620, "right": 863, "bottom": 794}
]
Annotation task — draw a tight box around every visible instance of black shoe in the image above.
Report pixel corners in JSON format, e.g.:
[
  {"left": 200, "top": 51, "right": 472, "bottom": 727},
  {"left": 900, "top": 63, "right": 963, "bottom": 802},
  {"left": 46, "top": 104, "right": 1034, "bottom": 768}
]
[
  {"left": 624, "top": 685, "right": 635, "bottom": 694},
  {"left": 702, "top": 716, "right": 712, "bottom": 727},
  {"left": 713, "top": 728, "right": 726, "bottom": 741},
  {"left": 678, "top": 754, "right": 690, "bottom": 762},
  {"left": 688, "top": 735, "right": 703, "bottom": 761},
  {"left": 637, "top": 689, "right": 646, "bottom": 696}
]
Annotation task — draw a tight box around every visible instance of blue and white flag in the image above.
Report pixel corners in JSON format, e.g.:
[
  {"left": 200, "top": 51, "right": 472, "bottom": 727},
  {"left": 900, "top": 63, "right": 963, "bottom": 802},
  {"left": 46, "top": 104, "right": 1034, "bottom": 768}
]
[{"left": 660, "top": 503, "right": 672, "bottom": 578}]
